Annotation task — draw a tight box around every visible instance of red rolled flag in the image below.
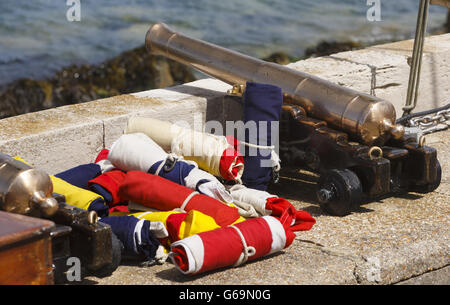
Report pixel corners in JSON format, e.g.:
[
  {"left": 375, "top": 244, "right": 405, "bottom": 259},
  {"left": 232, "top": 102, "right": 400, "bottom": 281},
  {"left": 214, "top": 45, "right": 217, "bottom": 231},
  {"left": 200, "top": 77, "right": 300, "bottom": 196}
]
[
  {"left": 169, "top": 215, "right": 296, "bottom": 275},
  {"left": 95, "top": 149, "right": 109, "bottom": 163},
  {"left": 265, "top": 197, "right": 315, "bottom": 232},
  {"left": 94, "top": 149, "right": 116, "bottom": 173},
  {"left": 88, "top": 170, "right": 127, "bottom": 206},
  {"left": 117, "top": 171, "right": 242, "bottom": 227}
]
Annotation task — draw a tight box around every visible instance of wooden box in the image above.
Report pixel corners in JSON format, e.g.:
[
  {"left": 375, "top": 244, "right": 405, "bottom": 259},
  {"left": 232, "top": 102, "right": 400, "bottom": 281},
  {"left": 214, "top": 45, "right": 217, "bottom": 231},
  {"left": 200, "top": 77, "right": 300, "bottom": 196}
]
[{"left": 0, "top": 211, "right": 55, "bottom": 284}]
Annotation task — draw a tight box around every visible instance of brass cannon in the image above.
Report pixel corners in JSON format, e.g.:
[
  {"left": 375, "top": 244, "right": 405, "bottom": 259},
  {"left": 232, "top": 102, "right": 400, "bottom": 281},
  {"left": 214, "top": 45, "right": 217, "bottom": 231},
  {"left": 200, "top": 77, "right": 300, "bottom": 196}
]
[{"left": 146, "top": 23, "right": 441, "bottom": 216}]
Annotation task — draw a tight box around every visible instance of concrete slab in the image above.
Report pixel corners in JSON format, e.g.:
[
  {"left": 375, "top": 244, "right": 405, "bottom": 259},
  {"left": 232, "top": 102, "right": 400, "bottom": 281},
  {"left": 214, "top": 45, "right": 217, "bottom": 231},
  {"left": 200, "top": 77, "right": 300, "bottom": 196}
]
[
  {"left": 0, "top": 79, "right": 231, "bottom": 174},
  {"left": 82, "top": 128, "right": 449, "bottom": 285},
  {"left": 288, "top": 33, "right": 450, "bottom": 116},
  {"left": 396, "top": 265, "right": 450, "bottom": 285}
]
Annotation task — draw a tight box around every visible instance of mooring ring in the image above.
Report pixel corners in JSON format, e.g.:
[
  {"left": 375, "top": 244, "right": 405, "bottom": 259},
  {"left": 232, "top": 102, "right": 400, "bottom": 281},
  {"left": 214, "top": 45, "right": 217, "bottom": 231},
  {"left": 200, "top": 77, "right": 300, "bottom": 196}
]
[
  {"left": 368, "top": 146, "right": 383, "bottom": 160},
  {"left": 163, "top": 158, "right": 177, "bottom": 172},
  {"left": 419, "top": 135, "right": 426, "bottom": 147},
  {"left": 88, "top": 211, "right": 98, "bottom": 224}
]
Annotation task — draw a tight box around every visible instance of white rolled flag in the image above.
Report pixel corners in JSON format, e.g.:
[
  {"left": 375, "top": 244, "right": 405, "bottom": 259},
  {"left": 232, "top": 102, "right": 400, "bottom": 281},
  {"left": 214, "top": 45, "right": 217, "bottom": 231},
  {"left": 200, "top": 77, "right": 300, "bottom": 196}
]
[
  {"left": 125, "top": 116, "right": 244, "bottom": 182},
  {"left": 108, "top": 133, "right": 232, "bottom": 203}
]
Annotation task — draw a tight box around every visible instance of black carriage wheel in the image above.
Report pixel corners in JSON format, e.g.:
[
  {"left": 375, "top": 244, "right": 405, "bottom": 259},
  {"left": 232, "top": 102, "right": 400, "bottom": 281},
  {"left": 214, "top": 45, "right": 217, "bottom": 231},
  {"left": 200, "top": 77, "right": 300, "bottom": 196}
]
[
  {"left": 411, "top": 159, "right": 442, "bottom": 194},
  {"left": 316, "top": 169, "right": 363, "bottom": 216}
]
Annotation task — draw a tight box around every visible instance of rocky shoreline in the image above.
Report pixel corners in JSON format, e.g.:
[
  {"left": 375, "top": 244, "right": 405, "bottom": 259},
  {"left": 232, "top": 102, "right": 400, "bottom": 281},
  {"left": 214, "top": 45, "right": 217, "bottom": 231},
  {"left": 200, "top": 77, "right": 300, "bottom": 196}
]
[
  {"left": 1, "top": 16, "right": 448, "bottom": 119},
  {"left": 0, "top": 46, "right": 196, "bottom": 119},
  {"left": 0, "top": 40, "right": 367, "bottom": 119}
]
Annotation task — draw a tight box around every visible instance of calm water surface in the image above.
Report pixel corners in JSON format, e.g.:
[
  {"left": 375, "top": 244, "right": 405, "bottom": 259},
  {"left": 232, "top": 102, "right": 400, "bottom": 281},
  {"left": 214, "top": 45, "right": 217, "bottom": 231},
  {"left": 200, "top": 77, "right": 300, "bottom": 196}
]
[{"left": 0, "top": 0, "right": 447, "bottom": 85}]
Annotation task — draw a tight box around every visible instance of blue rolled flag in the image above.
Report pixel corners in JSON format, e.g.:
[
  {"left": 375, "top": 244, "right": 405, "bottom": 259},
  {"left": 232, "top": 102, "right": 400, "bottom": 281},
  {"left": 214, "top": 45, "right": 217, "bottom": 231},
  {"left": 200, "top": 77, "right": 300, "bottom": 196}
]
[
  {"left": 241, "top": 81, "right": 283, "bottom": 191},
  {"left": 87, "top": 197, "right": 110, "bottom": 218},
  {"left": 55, "top": 163, "right": 102, "bottom": 189},
  {"left": 148, "top": 158, "right": 196, "bottom": 186},
  {"left": 99, "top": 215, "right": 161, "bottom": 261}
]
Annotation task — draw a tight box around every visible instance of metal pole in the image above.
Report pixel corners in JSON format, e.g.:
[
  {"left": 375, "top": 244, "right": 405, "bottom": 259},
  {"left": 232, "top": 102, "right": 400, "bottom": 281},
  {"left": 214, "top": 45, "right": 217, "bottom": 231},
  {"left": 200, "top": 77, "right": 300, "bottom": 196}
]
[{"left": 402, "top": 0, "right": 430, "bottom": 116}]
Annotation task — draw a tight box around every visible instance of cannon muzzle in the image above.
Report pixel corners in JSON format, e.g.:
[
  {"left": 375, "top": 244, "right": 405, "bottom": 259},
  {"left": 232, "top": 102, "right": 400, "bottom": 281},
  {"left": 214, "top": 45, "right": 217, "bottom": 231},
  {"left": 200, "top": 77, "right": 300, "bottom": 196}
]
[{"left": 0, "top": 153, "right": 58, "bottom": 217}]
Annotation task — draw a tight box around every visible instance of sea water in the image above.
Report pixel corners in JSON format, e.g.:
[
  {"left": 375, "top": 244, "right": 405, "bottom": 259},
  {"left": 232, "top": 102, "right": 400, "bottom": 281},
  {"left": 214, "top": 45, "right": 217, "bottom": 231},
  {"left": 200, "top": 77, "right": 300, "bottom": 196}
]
[{"left": 0, "top": 0, "right": 447, "bottom": 86}]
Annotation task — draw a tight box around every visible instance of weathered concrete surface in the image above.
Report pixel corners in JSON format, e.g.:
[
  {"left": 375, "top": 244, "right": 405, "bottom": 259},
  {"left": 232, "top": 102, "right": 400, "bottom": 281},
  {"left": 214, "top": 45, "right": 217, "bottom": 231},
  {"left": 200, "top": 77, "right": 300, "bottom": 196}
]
[
  {"left": 0, "top": 34, "right": 448, "bottom": 285},
  {"left": 0, "top": 78, "right": 231, "bottom": 174},
  {"left": 82, "top": 128, "right": 449, "bottom": 285},
  {"left": 396, "top": 265, "right": 449, "bottom": 285},
  {"left": 275, "top": 130, "right": 449, "bottom": 285},
  {"left": 288, "top": 33, "right": 450, "bottom": 116}
]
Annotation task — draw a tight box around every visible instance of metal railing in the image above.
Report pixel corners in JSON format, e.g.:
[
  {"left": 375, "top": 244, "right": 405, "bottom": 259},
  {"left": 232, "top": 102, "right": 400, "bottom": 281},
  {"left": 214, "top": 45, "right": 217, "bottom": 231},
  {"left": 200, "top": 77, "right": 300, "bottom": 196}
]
[{"left": 402, "top": 0, "right": 450, "bottom": 116}]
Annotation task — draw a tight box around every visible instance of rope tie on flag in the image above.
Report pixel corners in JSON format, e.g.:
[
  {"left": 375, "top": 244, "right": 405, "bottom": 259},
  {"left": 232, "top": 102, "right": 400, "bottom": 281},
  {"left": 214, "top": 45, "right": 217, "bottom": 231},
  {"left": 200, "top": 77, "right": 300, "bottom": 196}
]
[
  {"left": 154, "top": 153, "right": 198, "bottom": 186},
  {"left": 171, "top": 128, "right": 244, "bottom": 183},
  {"left": 241, "top": 141, "right": 281, "bottom": 173},
  {"left": 154, "top": 153, "right": 180, "bottom": 176},
  {"left": 229, "top": 225, "right": 256, "bottom": 267},
  {"left": 178, "top": 191, "right": 199, "bottom": 212},
  {"left": 135, "top": 211, "right": 154, "bottom": 219},
  {"left": 171, "top": 128, "right": 191, "bottom": 156},
  {"left": 171, "top": 128, "right": 226, "bottom": 164}
]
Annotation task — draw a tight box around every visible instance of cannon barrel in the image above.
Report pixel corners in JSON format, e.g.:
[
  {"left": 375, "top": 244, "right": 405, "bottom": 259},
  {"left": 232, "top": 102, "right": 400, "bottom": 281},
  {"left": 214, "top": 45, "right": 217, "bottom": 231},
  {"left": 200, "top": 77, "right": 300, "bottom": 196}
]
[
  {"left": 145, "top": 23, "right": 405, "bottom": 146},
  {"left": 430, "top": 0, "right": 450, "bottom": 8}
]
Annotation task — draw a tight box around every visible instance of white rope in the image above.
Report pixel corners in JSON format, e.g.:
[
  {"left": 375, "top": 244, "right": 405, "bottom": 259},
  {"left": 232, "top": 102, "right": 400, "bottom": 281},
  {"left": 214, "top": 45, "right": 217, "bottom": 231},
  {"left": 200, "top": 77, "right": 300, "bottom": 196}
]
[
  {"left": 241, "top": 141, "right": 281, "bottom": 172},
  {"left": 179, "top": 191, "right": 199, "bottom": 212},
  {"left": 133, "top": 219, "right": 146, "bottom": 254},
  {"left": 241, "top": 141, "right": 275, "bottom": 150},
  {"left": 229, "top": 225, "right": 256, "bottom": 267},
  {"left": 135, "top": 211, "right": 154, "bottom": 219},
  {"left": 170, "top": 128, "right": 190, "bottom": 157},
  {"left": 271, "top": 151, "right": 281, "bottom": 172},
  {"left": 154, "top": 160, "right": 166, "bottom": 176}
]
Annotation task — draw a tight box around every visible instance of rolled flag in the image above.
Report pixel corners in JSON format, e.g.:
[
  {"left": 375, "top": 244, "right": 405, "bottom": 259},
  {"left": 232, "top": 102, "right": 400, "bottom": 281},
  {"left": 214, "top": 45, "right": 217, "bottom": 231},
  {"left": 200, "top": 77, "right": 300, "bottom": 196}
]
[
  {"left": 108, "top": 132, "right": 232, "bottom": 203},
  {"left": 227, "top": 184, "right": 270, "bottom": 218},
  {"left": 108, "top": 204, "right": 130, "bottom": 214},
  {"left": 95, "top": 149, "right": 116, "bottom": 173},
  {"left": 228, "top": 184, "right": 315, "bottom": 231},
  {"left": 107, "top": 210, "right": 228, "bottom": 265},
  {"left": 117, "top": 171, "right": 244, "bottom": 227},
  {"left": 99, "top": 215, "right": 167, "bottom": 263},
  {"left": 55, "top": 163, "right": 102, "bottom": 189},
  {"left": 50, "top": 176, "right": 110, "bottom": 217},
  {"left": 113, "top": 209, "right": 232, "bottom": 244},
  {"left": 88, "top": 170, "right": 127, "bottom": 206},
  {"left": 265, "top": 197, "right": 316, "bottom": 232},
  {"left": 125, "top": 116, "right": 244, "bottom": 182},
  {"left": 169, "top": 216, "right": 296, "bottom": 275},
  {"left": 91, "top": 150, "right": 126, "bottom": 214},
  {"left": 241, "top": 82, "right": 283, "bottom": 191},
  {"left": 110, "top": 210, "right": 180, "bottom": 225},
  {"left": 12, "top": 156, "right": 109, "bottom": 217}
]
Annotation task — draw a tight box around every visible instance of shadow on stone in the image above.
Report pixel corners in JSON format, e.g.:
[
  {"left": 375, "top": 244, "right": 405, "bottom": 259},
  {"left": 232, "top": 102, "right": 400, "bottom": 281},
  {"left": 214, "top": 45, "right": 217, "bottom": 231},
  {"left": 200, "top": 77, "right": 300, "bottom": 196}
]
[{"left": 154, "top": 251, "right": 285, "bottom": 283}]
